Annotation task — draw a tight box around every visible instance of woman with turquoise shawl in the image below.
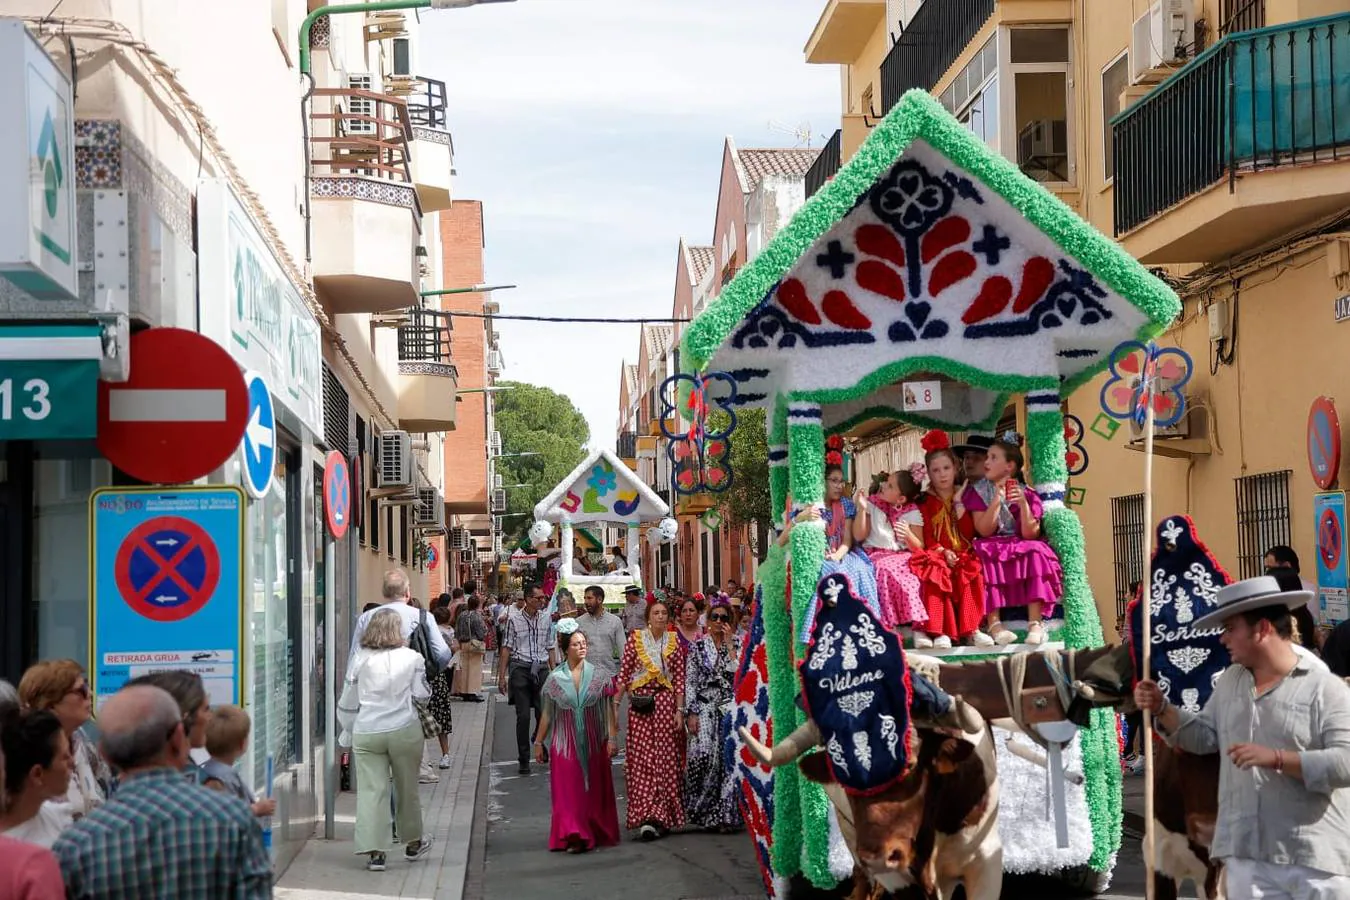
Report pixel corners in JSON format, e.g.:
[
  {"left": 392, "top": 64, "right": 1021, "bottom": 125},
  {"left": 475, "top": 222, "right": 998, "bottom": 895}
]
[{"left": 533, "top": 618, "right": 621, "bottom": 852}]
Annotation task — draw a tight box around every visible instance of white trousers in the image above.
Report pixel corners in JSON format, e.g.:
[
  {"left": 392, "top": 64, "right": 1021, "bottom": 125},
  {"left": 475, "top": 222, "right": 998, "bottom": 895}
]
[{"left": 1226, "top": 858, "right": 1350, "bottom": 899}]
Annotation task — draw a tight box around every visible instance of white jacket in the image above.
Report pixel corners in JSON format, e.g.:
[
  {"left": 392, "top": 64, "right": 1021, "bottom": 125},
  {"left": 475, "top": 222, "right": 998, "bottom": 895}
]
[{"left": 337, "top": 646, "right": 430, "bottom": 742}]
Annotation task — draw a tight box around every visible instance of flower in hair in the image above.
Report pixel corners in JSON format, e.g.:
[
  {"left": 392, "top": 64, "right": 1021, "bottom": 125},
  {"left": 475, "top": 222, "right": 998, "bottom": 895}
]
[
  {"left": 920, "top": 430, "right": 950, "bottom": 453},
  {"left": 908, "top": 462, "right": 928, "bottom": 485},
  {"left": 825, "top": 450, "right": 843, "bottom": 466},
  {"left": 825, "top": 434, "right": 845, "bottom": 451},
  {"left": 1001, "top": 430, "right": 1024, "bottom": 446},
  {"left": 556, "top": 617, "right": 579, "bottom": 636}
]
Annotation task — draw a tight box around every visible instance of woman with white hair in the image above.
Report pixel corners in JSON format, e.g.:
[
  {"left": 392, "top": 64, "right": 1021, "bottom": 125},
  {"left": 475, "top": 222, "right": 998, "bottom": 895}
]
[{"left": 338, "top": 608, "right": 433, "bottom": 872}]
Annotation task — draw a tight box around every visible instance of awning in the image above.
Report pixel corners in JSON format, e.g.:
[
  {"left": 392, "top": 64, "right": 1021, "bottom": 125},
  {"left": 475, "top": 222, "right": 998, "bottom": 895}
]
[{"left": 0, "top": 323, "right": 103, "bottom": 439}]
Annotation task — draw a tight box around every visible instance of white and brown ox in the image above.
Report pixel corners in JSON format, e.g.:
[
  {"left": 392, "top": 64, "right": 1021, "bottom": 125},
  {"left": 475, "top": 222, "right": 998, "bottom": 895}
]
[{"left": 740, "top": 718, "right": 1002, "bottom": 900}]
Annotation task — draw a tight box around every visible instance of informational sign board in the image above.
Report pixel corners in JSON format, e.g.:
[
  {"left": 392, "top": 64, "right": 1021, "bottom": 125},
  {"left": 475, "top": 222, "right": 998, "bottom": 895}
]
[
  {"left": 901, "top": 380, "right": 942, "bottom": 412},
  {"left": 90, "top": 486, "right": 245, "bottom": 708},
  {"left": 1314, "top": 490, "right": 1349, "bottom": 626}
]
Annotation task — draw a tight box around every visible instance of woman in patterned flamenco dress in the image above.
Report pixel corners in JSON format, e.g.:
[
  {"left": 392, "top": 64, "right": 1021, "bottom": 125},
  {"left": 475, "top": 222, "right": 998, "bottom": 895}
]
[
  {"left": 534, "top": 620, "right": 620, "bottom": 853},
  {"left": 960, "top": 431, "right": 1064, "bottom": 646},
  {"left": 911, "top": 431, "right": 991, "bottom": 648},
  {"left": 851, "top": 465, "right": 930, "bottom": 637},
  {"left": 681, "top": 597, "right": 744, "bottom": 833},
  {"left": 615, "top": 598, "right": 687, "bottom": 841}
]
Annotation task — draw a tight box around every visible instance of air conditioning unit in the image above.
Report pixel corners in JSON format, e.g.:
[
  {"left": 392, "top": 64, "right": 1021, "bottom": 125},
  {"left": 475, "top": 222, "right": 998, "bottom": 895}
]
[
  {"left": 493, "top": 535, "right": 503, "bottom": 555},
  {"left": 486, "top": 349, "right": 503, "bottom": 376},
  {"left": 449, "top": 526, "right": 470, "bottom": 552},
  {"left": 1131, "top": 0, "right": 1192, "bottom": 84},
  {"left": 492, "top": 473, "right": 503, "bottom": 489},
  {"left": 488, "top": 431, "right": 502, "bottom": 455},
  {"left": 365, "top": 10, "right": 407, "bottom": 40},
  {"left": 491, "top": 488, "right": 507, "bottom": 513},
  {"left": 344, "top": 74, "right": 377, "bottom": 137},
  {"left": 413, "top": 488, "right": 445, "bottom": 528},
  {"left": 493, "top": 515, "right": 503, "bottom": 532},
  {"left": 1128, "top": 389, "right": 1194, "bottom": 440},
  {"left": 378, "top": 431, "right": 413, "bottom": 487},
  {"left": 484, "top": 298, "right": 500, "bottom": 314}
]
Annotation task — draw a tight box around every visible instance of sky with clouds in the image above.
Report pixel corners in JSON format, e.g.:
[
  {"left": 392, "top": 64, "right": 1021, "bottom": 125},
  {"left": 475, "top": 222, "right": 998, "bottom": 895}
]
[{"left": 421, "top": 0, "right": 840, "bottom": 449}]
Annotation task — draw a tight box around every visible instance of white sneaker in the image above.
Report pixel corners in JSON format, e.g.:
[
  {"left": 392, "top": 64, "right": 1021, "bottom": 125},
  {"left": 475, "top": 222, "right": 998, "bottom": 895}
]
[
  {"left": 913, "top": 634, "right": 935, "bottom": 649},
  {"left": 418, "top": 772, "right": 440, "bottom": 784},
  {"left": 1025, "top": 623, "right": 1046, "bottom": 646},
  {"left": 970, "top": 631, "right": 996, "bottom": 648},
  {"left": 438, "top": 753, "right": 452, "bottom": 769},
  {"left": 933, "top": 635, "right": 953, "bottom": 649}
]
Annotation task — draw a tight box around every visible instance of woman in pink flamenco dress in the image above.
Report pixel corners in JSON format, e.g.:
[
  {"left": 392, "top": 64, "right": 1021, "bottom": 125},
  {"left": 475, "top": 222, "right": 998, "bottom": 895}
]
[
  {"left": 851, "top": 464, "right": 930, "bottom": 636},
  {"left": 960, "top": 431, "right": 1064, "bottom": 647},
  {"left": 534, "top": 621, "right": 621, "bottom": 853}
]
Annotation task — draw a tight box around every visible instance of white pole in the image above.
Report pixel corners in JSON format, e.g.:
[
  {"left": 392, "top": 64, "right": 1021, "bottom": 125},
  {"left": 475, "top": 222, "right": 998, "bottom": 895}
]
[{"left": 1141, "top": 388, "right": 1158, "bottom": 900}]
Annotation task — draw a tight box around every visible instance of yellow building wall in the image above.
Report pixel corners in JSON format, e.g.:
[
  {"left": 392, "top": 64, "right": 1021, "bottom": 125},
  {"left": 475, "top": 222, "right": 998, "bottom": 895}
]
[{"left": 1067, "top": 243, "right": 1342, "bottom": 638}]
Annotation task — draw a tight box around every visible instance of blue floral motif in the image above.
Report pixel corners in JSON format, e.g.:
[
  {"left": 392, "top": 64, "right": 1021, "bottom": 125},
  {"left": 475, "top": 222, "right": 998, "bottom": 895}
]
[
  {"left": 731, "top": 297, "right": 875, "bottom": 351},
  {"left": 871, "top": 159, "right": 954, "bottom": 235},
  {"left": 587, "top": 464, "right": 617, "bottom": 497}
]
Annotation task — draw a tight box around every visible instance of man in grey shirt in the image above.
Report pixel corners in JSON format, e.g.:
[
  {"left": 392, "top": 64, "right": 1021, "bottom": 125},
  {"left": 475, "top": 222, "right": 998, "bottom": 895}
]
[
  {"left": 347, "top": 569, "right": 451, "bottom": 673},
  {"left": 576, "top": 585, "right": 625, "bottom": 688},
  {"left": 1136, "top": 575, "right": 1350, "bottom": 897}
]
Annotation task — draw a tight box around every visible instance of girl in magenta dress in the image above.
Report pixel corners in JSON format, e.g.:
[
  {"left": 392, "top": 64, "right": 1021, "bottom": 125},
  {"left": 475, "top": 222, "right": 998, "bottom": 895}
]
[
  {"left": 851, "top": 465, "right": 930, "bottom": 634},
  {"left": 960, "top": 432, "right": 1063, "bottom": 646},
  {"left": 534, "top": 621, "right": 621, "bottom": 852}
]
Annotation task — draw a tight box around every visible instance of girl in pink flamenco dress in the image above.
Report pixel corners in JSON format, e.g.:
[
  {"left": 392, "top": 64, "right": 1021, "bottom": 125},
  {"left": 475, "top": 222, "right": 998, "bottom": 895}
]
[{"left": 851, "top": 464, "right": 930, "bottom": 635}]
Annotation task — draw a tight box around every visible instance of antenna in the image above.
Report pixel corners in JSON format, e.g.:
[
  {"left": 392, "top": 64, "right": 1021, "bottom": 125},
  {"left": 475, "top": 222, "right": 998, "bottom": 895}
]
[{"left": 766, "top": 119, "right": 815, "bottom": 149}]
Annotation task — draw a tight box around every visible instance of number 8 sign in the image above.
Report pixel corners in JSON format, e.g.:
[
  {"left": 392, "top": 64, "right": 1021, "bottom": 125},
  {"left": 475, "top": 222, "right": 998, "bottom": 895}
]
[{"left": 902, "top": 380, "right": 943, "bottom": 413}]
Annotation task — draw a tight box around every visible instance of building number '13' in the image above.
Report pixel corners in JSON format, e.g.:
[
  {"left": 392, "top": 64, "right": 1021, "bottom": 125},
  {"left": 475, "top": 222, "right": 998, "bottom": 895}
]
[{"left": 0, "top": 378, "right": 53, "bottom": 421}]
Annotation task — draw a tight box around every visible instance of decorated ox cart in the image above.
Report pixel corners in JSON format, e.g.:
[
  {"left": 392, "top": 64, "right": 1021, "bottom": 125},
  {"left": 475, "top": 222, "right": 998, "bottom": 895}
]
[
  {"left": 679, "top": 89, "right": 1182, "bottom": 895},
  {"left": 528, "top": 446, "right": 677, "bottom": 606}
]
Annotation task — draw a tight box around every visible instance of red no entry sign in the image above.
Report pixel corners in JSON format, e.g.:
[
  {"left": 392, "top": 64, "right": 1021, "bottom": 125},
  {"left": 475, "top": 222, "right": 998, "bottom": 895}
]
[
  {"left": 1308, "top": 397, "right": 1342, "bottom": 490},
  {"left": 323, "top": 451, "right": 351, "bottom": 539},
  {"left": 97, "top": 328, "right": 249, "bottom": 485}
]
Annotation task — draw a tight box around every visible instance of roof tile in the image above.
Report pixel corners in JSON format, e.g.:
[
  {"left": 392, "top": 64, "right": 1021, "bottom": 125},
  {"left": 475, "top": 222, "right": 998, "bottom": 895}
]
[{"left": 738, "top": 148, "right": 820, "bottom": 191}]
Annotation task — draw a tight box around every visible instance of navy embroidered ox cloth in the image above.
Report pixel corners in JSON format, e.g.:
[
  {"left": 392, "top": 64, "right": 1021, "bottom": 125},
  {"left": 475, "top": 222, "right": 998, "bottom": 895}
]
[{"left": 798, "top": 572, "right": 914, "bottom": 795}]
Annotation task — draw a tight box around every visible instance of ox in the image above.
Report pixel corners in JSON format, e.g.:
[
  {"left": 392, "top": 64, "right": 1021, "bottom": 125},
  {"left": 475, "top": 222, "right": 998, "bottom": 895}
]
[
  {"left": 1149, "top": 747, "right": 1223, "bottom": 900},
  {"left": 741, "top": 719, "right": 1002, "bottom": 900}
]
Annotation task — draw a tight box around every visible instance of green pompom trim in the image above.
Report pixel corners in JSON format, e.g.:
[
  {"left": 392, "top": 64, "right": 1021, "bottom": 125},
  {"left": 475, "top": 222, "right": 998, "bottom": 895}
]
[
  {"left": 1028, "top": 407, "right": 1071, "bottom": 487},
  {"left": 680, "top": 89, "right": 1179, "bottom": 411},
  {"left": 759, "top": 546, "right": 803, "bottom": 877},
  {"left": 789, "top": 423, "right": 826, "bottom": 506},
  {"left": 789, "top": 520, "right": 832, "bottom": 886}
]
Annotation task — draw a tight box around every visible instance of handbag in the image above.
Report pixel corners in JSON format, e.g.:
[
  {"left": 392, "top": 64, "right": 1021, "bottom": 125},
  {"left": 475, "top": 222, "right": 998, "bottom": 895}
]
[
  {"left": 412, "top": 695, "right": 441, "bottom": 739},
  {"left": 630, "top": 694, "right": 657, "bottom": 715},
  {"left": 469, "top": 639, "right": 486, "bottom": 652}
]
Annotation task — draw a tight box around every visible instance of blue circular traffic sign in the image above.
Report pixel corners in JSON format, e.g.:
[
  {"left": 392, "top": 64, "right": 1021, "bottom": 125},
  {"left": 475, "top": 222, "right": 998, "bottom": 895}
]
[
  {"left": 1308, "top": 397, "right": 1341, "bottom": 490},
  {"left": 114, "top": 516, "right": 221, "bottom": 622},
  {"left": 240, "top": 372, "right": 277, "bottom": 499},
  {"left": 323, "top": 451, "right": 351, "bottom": 539}
]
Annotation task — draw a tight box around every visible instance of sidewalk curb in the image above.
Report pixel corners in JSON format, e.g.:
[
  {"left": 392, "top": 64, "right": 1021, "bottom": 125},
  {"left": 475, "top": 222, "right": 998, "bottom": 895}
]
[{"left": 461, "top": 694, "right": 496, "bottom": 900}]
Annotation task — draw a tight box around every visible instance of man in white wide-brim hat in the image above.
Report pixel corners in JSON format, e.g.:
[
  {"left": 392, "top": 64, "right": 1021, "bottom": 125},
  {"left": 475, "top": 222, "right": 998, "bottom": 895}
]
[{"left": 1135, "top": 575, "right": 1350, "bottom": 897}]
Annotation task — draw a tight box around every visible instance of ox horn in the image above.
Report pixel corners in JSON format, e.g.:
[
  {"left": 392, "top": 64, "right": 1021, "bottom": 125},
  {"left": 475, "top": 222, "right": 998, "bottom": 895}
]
[{"left": 738, "top": 720, "right": 822, "bottom": 768}]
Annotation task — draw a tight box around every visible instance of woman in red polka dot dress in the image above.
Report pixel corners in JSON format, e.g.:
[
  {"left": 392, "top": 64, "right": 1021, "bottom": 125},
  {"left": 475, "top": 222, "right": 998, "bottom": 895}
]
[{"left": 615, "top": 598, "right": 686, "bottom": 841}]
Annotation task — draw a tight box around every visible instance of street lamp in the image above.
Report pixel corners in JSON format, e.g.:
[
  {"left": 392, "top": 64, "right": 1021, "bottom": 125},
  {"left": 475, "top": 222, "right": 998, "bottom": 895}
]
[
  {"left": 495, "top": 451, "right": 541, "bottom": 459},
  {"left": 420, "top": 284, "right": 517, "bottom": 298}
]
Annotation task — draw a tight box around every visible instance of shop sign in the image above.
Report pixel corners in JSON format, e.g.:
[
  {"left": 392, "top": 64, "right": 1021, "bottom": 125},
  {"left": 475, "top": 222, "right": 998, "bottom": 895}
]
[
  {"left": 0, "top": 21, "right": 77, "bottom": 300},
  {"left": 1315, "top": 491, "right": 1349, "bottom": 626},
  {"left": 1335, "top": 295, "right": 1350, "bottom": 322},
  {"left": 197, "top": 179, "right": 322, "bottom": 442},
  {"left": 0, "top": 324, "right": 102, "bottom": 439},
  {"left": 89, "top": 486, "right": 245, "bottom": 708}
]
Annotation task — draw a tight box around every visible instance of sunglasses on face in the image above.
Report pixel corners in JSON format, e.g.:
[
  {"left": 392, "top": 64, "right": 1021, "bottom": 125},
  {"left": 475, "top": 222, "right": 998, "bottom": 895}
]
[
  {"left": 708, "top": 613, "right": 730, "bottom": 623},
  {"left": 68, "top": 683, "right": 90, "bottom": 699}
]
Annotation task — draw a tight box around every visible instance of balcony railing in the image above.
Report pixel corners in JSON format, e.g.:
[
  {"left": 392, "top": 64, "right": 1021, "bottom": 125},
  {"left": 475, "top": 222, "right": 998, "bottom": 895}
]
[
  {"left": 1221, "top": 0, "right": 1266, "bottom": 36},
  {"left": 805, "top": 129, "right": 842, "bottom": 198},
  {"left": 880, "top": 0, "right": 995, "bottom": 112},
  {"left": 408, "top": 76, "right": 449, "bottom": 131},
  {"left": 398, "top": 309, "right": 453, "bottom": 365},
  {"left": 1113, "top": 13, "right": 1350, "bottom": 235},
  {"left": 617, "top": 431, "right": 638, "bottom": 460},
  {"left": 309, "top": 88, "right": 413, "bottom": 182}
]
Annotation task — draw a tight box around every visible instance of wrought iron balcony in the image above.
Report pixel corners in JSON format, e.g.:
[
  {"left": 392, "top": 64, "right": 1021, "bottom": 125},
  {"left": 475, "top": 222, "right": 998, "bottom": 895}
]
[
  {"left": 880, "top": 0, "right": 995, "bottom": 113},
  {"left": 805, "top": 129, "right": 842, "bottom": 198},
  {"left": 408, "top": 76, "right": 450, "bottom": 133},
  {"left": 397, "top": 309, "right": 456, "bottom": 433},
  {"left": 617, "top": 431, "right": 638, "bottom": 461},
  {"left": 1221, "top": 0, "right": 1265, "bottom": 36},
  {"left": 309, "top": 87, "right": 413, "bottom": 183},
  {"left": 398, "top": 309, "right": 453, "bottom": 366},
  {"left": 1113, "top": 13, "right": 1350, "bottom": 238}
]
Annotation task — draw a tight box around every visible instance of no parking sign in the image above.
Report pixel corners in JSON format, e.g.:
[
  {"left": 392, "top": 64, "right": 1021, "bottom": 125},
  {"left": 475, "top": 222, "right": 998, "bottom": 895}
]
[{"left": 1315, "top": 491, "right": 1349, "bottom": 625}]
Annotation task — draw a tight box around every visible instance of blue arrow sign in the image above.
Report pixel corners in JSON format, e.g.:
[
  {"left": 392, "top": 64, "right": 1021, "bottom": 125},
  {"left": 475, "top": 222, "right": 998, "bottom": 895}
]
[{"left": 241, "top": 371, "right": 276, "bottom": 499}]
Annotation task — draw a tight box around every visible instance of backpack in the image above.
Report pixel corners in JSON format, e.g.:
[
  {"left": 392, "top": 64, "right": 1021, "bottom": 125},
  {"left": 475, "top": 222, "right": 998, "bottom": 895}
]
[{"left": 407, "top": 608, "right": 441, "bottom": 681}]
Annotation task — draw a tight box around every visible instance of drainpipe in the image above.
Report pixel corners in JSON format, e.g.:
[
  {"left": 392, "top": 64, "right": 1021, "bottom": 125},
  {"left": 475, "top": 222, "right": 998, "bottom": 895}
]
[{"left": 297, "top": 0, "right": 515, "bottom": 267}]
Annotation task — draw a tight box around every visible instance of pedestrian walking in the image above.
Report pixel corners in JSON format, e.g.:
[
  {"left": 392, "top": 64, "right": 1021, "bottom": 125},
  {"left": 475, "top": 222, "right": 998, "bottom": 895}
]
[
  {"left": 453, "top": 596, "right": 488, "bottom": 700},
  {"left": 53, "top": 685, "right": 272, "bottom": 899},
  {"left": 534, "top": 620, "right": 620, "bottom": 853},
  {"left": 681, "top": 598, "right": 744, "bottom": 833},
  {"left": 18, "top": 660, "right": 108, "bottom": 817},
  {"left": 673, "top": 598, "right": 704, "bottom": 656},
  {"left": 200, "top": 705, "right": 277, "bottom": 820},
  {"left": 621, "top": 584, "right": 646, "bottom": 633},
  {"left": 1135, "top": 575, "right": 1350, "bottom": 897},
  {"left": 338, "top": 608, "right": 434, "bottom": 871},
  {"left": 575, "top": 585, "right": 625, "bottom": 690},
  {"left": 123, "top": 670, "right": 211, "bottom": 782},
  {"left": 615, "top": 598, "right": 686, "bottom": 840},
  {"left": 0, "top": 710, "right": 74, "bottom": 847},
  {"left": 428, "top": 606, "right": 456, "bottom": 768},
  {"left": 348, "top": 569, "right": 452, "bottom": 674},
  {"left": 498, "top": 584, "right": 555, "bottom": 775},
  {"left": 0, "top": 714, "right": 65, "bottom": 899}
]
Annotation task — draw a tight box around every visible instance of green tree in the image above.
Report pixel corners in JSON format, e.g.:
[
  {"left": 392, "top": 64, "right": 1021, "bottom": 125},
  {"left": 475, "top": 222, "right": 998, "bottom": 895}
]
[
  {"left": 706, "top": 406, "right": 770, "bottom": 526},
  {"left": 493, "top": 381, "right": 590, "bottom": 542}
]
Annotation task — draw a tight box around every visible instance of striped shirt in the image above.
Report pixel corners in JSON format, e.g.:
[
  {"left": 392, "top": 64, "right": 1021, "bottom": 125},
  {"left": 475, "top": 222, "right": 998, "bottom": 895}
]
[
  {"left": 502, "top": 607, "right": 553, "bottom": 667},
  {"left": 54, "top": 768, "right": 271, "bottom": 899}
]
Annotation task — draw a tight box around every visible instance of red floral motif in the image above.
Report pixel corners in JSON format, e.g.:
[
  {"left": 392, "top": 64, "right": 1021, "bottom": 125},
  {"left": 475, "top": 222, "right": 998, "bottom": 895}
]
[
  {"left": 961, "top": 256, "right": 1057, "bottom": 325},
  {"left": 855, "top": 215, "right": 978, "bottom": 302},
  {"left": 774, "top": 278, "right": 871, "bottom": 330}
]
